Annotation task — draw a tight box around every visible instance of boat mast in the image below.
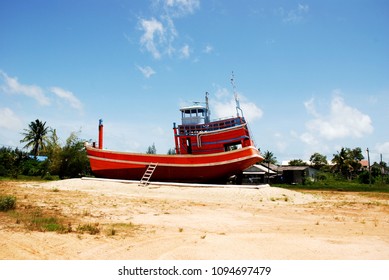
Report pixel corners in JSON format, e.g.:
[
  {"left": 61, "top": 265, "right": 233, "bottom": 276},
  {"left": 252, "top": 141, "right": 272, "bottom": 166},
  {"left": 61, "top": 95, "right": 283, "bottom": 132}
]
[
  {"left": 231, "top": 71, "right": 244, "bottom": 118},
  {"left": 205, "top": 91, "right": 210, "bottom": 123}
]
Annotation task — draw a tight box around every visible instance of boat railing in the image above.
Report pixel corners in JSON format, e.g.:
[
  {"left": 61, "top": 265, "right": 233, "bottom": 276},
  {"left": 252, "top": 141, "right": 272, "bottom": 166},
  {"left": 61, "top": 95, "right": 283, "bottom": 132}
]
[{"left": 178, "top": 116, "right": 245, "bottom": 135}]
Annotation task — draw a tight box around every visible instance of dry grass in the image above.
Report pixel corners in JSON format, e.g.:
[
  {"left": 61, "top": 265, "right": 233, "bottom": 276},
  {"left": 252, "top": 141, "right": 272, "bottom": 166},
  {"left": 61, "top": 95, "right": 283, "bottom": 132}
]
[{"left": 0, "top": 181, "right": 141, "bottom": 237}]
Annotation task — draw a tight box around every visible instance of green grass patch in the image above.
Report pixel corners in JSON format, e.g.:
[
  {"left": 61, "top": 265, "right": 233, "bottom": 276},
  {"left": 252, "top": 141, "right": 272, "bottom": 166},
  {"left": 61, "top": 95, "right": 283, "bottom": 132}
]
[
  {"left": 9, "top": 208, "right": 71, "bottom": 233},
  {"left": 272, "top": 181, "right": 389, "bottom": 193},
  {"left": 0, "top": 195, "right": 16, "bottom": 211},
  {"left": 30, "top": 216, "right": 66, "bottom": 232},
  {"left": 0, "top": 175, "right": 60, "bottom": 182}
]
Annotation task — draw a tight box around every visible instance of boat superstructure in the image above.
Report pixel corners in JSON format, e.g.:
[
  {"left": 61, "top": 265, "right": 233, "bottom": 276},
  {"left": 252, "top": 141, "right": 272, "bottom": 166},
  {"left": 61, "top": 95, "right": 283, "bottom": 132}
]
[{"left": 173, "top": 93, "right": 255, "bottom": 156}]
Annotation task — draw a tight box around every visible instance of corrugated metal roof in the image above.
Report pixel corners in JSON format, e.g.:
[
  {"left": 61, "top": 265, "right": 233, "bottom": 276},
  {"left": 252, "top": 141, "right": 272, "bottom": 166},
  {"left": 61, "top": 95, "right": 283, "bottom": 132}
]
[
  {"left": 244, "top": 164, "right": 276, "bottom": 174},
  {"left": 278, "top": 166, "right": 311, "bottom": 171}
]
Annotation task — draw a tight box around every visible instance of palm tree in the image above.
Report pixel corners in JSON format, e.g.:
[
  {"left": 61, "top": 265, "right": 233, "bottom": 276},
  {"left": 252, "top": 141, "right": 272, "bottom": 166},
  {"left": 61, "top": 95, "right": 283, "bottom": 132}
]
[
  {"left": 20, "top": 119, "right": 49, "bottom": 158},
  {"left": 331, "top": 147, "right": 349, "bottom": 178},
  {"left": 263, "top": 150, "right": 277, "bottom": 183},
  {"left": 332, "top": 147, "right": 364, "bottom": 180}
]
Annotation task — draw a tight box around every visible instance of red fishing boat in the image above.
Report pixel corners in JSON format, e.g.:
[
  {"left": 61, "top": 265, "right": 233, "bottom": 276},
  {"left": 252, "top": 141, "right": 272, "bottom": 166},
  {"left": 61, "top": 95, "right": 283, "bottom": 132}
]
[{"left": 85, "top": 88, "right": 263, "bottom": 184}]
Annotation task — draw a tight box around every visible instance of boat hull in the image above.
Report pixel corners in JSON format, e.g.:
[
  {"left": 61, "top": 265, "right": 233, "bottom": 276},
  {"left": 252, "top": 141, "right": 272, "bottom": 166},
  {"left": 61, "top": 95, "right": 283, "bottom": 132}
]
[{"left": 86, "top": 145, "right": 263, "bottom": 183}]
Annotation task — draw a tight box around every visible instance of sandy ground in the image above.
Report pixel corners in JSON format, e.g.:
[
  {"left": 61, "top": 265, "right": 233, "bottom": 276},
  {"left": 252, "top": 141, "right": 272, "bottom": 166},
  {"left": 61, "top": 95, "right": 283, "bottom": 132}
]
[{"left": 0, "top": 178, "right": 388, "bottom": 260}]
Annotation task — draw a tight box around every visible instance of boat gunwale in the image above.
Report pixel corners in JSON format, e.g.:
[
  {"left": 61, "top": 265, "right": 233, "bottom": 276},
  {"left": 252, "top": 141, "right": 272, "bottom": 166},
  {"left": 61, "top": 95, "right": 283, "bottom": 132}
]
[{"left": 86, "top": 152, "right": 262, "bottom": 168}]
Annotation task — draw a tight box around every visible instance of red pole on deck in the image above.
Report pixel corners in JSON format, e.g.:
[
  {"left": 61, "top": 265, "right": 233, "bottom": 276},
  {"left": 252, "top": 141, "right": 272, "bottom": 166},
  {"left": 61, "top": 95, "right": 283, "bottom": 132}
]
[{"left": 98, "top": 119, "right": 103, "bottom": 149}]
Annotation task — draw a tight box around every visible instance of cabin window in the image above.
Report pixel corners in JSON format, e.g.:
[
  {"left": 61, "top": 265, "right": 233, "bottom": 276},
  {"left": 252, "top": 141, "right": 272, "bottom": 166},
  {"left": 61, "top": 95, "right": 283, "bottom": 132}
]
[
  {"left": 224, "top": 142, "right": 242, "bottom": 151},
  {"left": 181, "top": 107, "right": 207, "bottom": 125},
  {"left": 186, "top": 138, "right": 192, "bottom": 154}
]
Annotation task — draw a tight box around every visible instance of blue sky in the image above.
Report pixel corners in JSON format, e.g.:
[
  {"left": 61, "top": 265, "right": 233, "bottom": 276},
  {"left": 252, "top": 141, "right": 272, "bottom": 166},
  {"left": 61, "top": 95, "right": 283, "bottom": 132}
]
[{"left": 1, "top": 0, "right": 388, "bottom": 164}]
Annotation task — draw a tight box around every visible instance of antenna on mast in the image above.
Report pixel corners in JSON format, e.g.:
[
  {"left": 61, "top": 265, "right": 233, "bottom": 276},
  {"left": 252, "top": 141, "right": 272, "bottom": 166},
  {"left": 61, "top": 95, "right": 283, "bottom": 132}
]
[
  {"left": 230, "top": 71, "right": 244, "bottom": 118},
  {"left": 205, "top": 91, "right": 210, "bottom": 123}
]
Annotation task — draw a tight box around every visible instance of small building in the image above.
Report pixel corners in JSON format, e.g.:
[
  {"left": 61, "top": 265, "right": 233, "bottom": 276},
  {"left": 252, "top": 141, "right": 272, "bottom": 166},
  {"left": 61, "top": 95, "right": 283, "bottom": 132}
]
[
  {"left": 278, "top": 166, "right": 318, "bottom": 184},
  {"left": 242, "top": 163, "right": 278, "bottom": 184},
  {"left": 243, "top": 163, "right": 320, "bottom": 185}
]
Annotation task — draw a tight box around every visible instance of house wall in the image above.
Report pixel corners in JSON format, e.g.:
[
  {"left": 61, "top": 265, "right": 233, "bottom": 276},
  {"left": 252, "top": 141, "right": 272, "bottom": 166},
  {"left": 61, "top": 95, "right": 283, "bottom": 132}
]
[
  {"left": 282, "top": 170, "right": 304, "bottom": 184},
  {"left": 242, "top": 174, "right": 264, "bottom": 184},
  {"left": 281, "top": 167, "right": 318, "bottom": 184}
]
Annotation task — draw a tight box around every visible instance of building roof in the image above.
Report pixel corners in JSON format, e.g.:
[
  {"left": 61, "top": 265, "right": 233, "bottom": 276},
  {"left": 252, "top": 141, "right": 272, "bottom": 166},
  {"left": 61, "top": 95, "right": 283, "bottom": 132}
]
[
  {"left": 180, "top": 105, "right": 207, "bottom": 112},
  {"left": 360, "top": 160, "right": 369, "bottom": 168},
  {"left": 260, "top": 162, "right": 279, "bottom": 171},
  {"left": 278, "top": 166, "right": 312, "bottom": 171},
  {"left": 244, "top": 164, "right": 276, "bottom": 174}
]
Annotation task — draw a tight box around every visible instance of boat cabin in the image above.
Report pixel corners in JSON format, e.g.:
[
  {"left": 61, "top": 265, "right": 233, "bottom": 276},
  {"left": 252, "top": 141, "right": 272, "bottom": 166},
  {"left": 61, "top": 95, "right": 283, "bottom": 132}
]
[{"left": 180, "top": 104, "right": 209, "bottom": 125}]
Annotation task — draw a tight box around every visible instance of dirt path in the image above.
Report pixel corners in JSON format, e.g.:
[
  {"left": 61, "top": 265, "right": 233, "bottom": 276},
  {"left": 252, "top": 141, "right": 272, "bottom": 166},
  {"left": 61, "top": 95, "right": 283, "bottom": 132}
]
[{"left": 1, "top": 179, "right": 388, "bottom": 260}]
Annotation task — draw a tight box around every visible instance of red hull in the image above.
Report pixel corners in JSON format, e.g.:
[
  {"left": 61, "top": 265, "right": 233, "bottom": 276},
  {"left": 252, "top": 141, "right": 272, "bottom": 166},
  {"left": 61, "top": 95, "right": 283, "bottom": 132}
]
[{"left": 86, "top": 145, "right": 263, "bottom": 183}]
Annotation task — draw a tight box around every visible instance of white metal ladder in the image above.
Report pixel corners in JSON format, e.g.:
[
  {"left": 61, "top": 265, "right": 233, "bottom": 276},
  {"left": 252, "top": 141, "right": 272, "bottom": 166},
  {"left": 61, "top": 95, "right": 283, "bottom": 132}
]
[{"left": 139, "top": 163, "right": 158, "bottom": 186}]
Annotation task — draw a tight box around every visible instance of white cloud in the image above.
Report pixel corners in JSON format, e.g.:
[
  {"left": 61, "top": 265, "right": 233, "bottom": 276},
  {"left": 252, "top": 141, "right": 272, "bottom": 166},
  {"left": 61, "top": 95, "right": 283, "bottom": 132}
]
[
  {"left": 298, "top": 3, "right": 309, "bottom": 13},
  {"left": 211, "top": 88, "right": 263, "bottom": 123},
  {"left": 375, "top": 142, "right": 389, "bottom": 156},
  {"left": 303, "top": 97, "right": 319, "bottom": 117},
  {"left": 0, "top": 107, "right": 23, "bottom": 131},
  {"left": 203, "top": 44, "right": 213, "bottom": 54},
  {"left": 0, "top": 70, "right": 50, "bottom": 106},
  {"left": 212, "top": 96, "right": 239, "bottom": 119},
  {"left": 180, "top": 44, "right": 190, "bottom": 58},
  {"left": 165, "top": 0, "right": 200, "bottom": 17},
  {"left": 137, "top": 65, "right": 156, "bottom": 78},
  {"left": 139, "top": 18, "right": 165, "bottom": 59},
  {"left": 303, "top": 92, "right": 373, "bottom": 141},
  {"left": 300, "top": 132, "right": 319, "bottom": 146},
  {"left": 137, "top": 0, "right": 199, "bottom": 59},
  {"left": 278, "top": 3, "right": 309, "bottom": 23},
  {"left": 50, "top": 87, "right": 83, "bottom": 111},
  {"left": 274, "top": 132, "right": 288, "bottom": 152}
]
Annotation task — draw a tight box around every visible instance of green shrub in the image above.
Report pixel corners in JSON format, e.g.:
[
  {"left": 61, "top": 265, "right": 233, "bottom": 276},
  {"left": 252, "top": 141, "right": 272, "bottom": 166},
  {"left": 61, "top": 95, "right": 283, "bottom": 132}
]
[
  {"left": 359, "top": 170, "right": 375, "bottom": 184},
  {"left": 0, "top": 195, "right": 16, "bottom": 211}
]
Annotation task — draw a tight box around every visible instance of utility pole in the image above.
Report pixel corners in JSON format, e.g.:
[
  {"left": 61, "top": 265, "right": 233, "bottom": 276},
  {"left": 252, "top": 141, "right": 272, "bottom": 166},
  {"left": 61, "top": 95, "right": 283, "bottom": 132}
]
[
  {"left": 267, "top": 160, "right": 270, "bottom": 184},
  {"left": 367, "top": 148, "right": 371, "bottom": 186},
  {"left": 380, "top": 153, "right": 384, "bottom": 184}
]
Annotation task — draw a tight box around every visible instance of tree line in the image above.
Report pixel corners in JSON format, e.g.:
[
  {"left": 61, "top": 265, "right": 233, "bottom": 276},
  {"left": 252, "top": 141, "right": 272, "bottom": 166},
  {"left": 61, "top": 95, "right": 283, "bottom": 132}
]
[
  {"left": 0, "top": 119, "right": 90, "bottom": 179},
  {"left": 262, "top": 148, "right": 388, "bottom": 185}
]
